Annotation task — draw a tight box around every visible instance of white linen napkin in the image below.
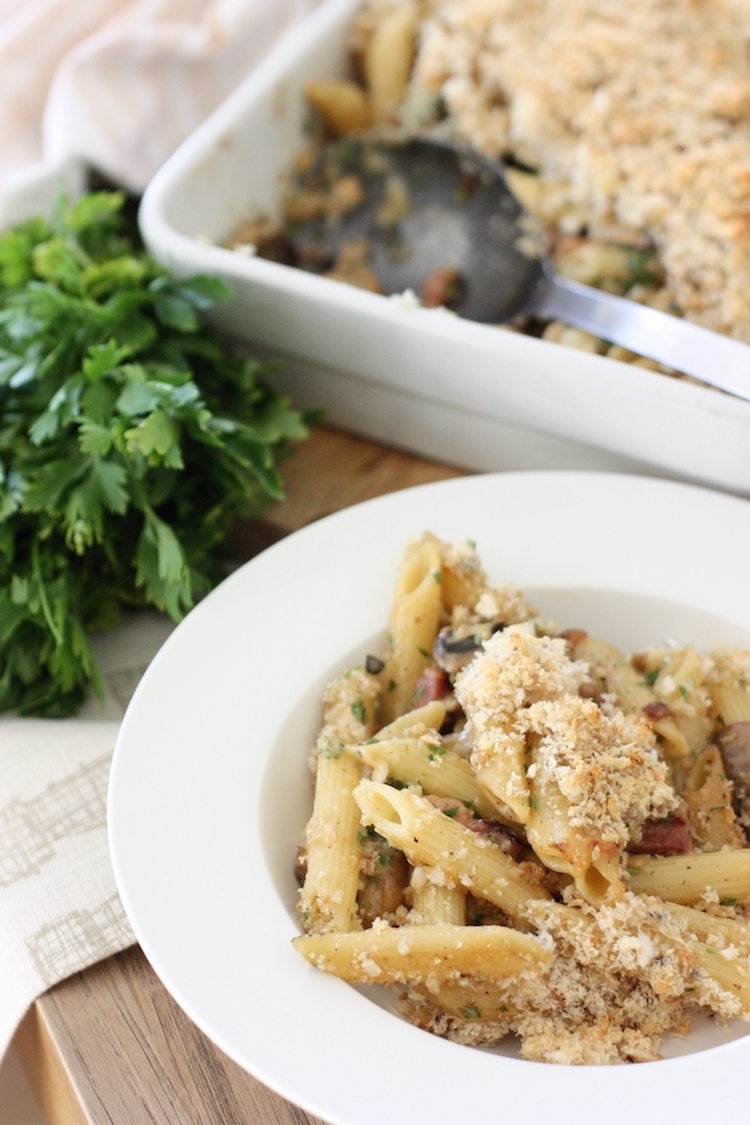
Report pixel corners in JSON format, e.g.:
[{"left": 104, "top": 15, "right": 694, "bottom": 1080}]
[
  {"left": 0, "top": 614, "right": 175, "bottom": 1057},
  {"left": 0, "top": 0, "right": 322, "bottom": 219}
]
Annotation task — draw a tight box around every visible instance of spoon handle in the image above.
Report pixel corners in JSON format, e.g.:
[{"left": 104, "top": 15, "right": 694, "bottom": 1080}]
[{"left": 527, "top": 273, "right": 750, "bottom": 403}]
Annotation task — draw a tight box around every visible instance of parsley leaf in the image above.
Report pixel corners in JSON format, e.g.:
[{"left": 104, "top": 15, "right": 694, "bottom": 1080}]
[{"left": 0, "top": 190, "right": 311, "bottom": 715}]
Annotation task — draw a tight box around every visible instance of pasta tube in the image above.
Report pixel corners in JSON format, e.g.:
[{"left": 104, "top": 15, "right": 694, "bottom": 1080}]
[
  {"left": 363, "top": 3, "right": 418, "bottom": 125},
  {"left": 350, "top": 736, "right": 498, "bottom": 820},
  {"left": 379, "top": 537, "right": 443, "bottom": 724},
  {"left": 292, "top": 923, "right": 552, "bottom": 985},
  {"left": 372, "top": 700, "right": 446, "bottom": 741},
  {"left": 665, "top": 902, "right": 750, "bottom": 955},
  {"left": 410, "top": 865, "right": 466, "bottom": 926},
  {"left": 626, "top": 850, "right": 750, "bottom": 905},
  {"left": 707, "top": 649, "right": 750, "bottom": 723},
  {"left": 526, "top": 769, "right": 622, "bottom": 904},
  {"left": 298, "top": 752, "right": 363, "bottom": 933},
  {"left": 353, "top": 781, "right": 550, "bottom": 923},
  {"left": 570, "top": 635, "right": 689, "bottom": 759}
]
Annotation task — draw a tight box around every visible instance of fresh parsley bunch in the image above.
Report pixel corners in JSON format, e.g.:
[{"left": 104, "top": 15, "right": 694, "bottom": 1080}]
[{"left": 0, "top": 190, "right": 309, "bottom": 716}]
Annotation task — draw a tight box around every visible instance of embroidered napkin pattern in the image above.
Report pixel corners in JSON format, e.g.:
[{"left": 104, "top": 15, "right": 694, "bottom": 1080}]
[{"left": 0, "top": 613, "right": 173, "bottom": 1058}]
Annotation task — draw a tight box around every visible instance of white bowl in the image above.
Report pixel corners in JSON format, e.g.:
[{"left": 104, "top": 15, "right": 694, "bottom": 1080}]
[
  {"left": 108, "top": 471, "right": 750, "bottom": 1123},
  {"left": 138, "top": 0, "right": 750, "bottom": 496}
]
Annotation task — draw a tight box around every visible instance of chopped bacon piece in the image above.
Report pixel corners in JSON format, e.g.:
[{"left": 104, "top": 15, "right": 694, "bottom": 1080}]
[
  {"left": 410, "top": 664, "right": 450, "bottom": 709},
  {"left": 629, "top": 814, "right": 693, "bottom": 855},
  {"left": 424, "top": 795, "right": 524, "bottom": 858},
  {"left": 560, "top": 628, "right": 588, "bottom": 650},
  {"left": 421, "top": 265, "right": 464, "bottom": 309},
  {"left": 642, "top": 700, "right": 675, "bottom": 721}
]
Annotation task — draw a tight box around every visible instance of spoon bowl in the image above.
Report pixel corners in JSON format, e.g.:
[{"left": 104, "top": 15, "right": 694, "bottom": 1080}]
[
  {"left": 288, "top": 133, "right": 750, "bottom": 402},
  {"left": 290, "top": 134, "right": 542, "bottom": 322}
]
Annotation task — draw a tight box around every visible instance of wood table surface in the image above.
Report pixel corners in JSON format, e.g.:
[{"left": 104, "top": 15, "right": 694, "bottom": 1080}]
[{"left": 14, "top": 425, "right": 467, "bottom": 1125}]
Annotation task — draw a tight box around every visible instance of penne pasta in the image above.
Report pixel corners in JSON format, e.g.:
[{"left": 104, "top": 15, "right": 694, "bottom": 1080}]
[
  {"left": 304, "top": 79, "right": 372, "bottom": 136},
  {"left": 409, "top": 865, "right": 466, "bottom": 926},
  {"left": 298, "top": 752, "right": 363, "bottom": 934},
  {"left": 292, "top": 530, "right": 750, "bottom": 1064},
  {"left": 665, "top": 901, "right": 750, "bottom": 955},
  {"left": 409, "top": 975, "right": 520, "bottom": 1023},
  {"left": 372, "top": 699, "right": 447, "bottom": 741},
  {"left": 707, "top": 649, "right": 750, "bottom": 723},
  {"left": 675, "top": 744, "right": 745, "bottom": 851},
  {"left": 313, "top": 666, "right": 380, "bottom": 768},
  {"left": 569, "top": 635, "right": 690, "bottom": 759},
  {"left": 647, "top": 644, "right": 713, "bottom": 753},
  {"left": 353, "top": 780, "right": 550, "bottom": 923},
  {"left": 526, "top": 763, "right": 623, "bottom": 904},
  {"left": 292, "top": 922, "right": 552, "bottom": 985},
  {"left": 363, "top": 3, "right": 418, "bottom": 126},
  {"left": 626, "top": 849, "right": 750, "bottom": 905},
  {"left": 379, "top": 536, "right": 443, "bottom": 725},
  {"left": 349, "top": 736, "right": 497, "bottom": 819}
]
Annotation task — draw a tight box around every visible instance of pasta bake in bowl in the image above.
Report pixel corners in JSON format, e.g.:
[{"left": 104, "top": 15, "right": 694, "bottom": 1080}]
[
  {"left": 138, "top": 0, "right": 750, "bottom": 496},
  {"left": 109, "top": 471, "right": 750, "bottom": 1125}
]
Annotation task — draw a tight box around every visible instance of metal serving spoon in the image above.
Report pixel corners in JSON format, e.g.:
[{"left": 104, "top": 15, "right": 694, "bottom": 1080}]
[{"left": 289, "top": 134, "right": 750, "bottom": 403}]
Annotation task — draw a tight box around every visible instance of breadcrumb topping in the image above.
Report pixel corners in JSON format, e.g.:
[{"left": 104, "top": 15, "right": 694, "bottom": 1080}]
[
  {"left": 455, "top": 624, "right": 589, "bottom": 725},
  {"left": 526, "top": 696, "right": 677, "bottom": 845},
  {"left": 399, "top": 890, "right": 743, "bottom": 1064},
  {"left": 312, "top": 666, "right": 381, "bottom": 770},
  {"left": 363, "top": 0, "right": 750, "bottom": 338}
]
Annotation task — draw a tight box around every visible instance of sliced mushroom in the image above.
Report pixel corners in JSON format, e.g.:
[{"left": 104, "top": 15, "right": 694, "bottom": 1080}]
[
  {"left": 716, "top": 721, "right": 750, "bottom": 827},
  {"left": 433, "top": 621, "right": 505, "bottom": 674}
]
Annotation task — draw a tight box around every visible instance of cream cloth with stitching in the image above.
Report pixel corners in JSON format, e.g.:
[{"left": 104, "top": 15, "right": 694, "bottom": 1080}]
[{"left": 0, "top": 613, "right": 175, "bottom": 1057}]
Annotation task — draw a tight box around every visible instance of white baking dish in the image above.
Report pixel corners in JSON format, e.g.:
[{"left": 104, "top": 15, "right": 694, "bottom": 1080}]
[{"left": 138, "top": 0, "right": 750, "bottom": 495}]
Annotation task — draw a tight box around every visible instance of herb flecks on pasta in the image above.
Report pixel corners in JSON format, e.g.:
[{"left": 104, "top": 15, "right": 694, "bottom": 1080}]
[{"left": 293, "top": 532, "right": 750, "bottom": 1065}]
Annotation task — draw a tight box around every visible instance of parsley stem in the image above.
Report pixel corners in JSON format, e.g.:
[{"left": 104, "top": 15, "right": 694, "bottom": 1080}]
[{"left": 31, "top": 537, "right": 64, "bottom": 647}]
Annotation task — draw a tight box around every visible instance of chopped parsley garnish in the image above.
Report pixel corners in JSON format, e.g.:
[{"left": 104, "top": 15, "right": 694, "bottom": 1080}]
[
  {"left": 318, "top": 738, "right": 345, "bottom": 759},
  {"left": 626, "top": 248, "right": 662, "bottom": 288}
]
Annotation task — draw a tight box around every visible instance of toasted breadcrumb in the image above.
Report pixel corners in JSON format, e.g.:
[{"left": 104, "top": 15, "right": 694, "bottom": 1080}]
[
  {"left": 355, "top": 0, "right": 750, "bottom": 339},
  {"left": 409, "top": 0, "right": 750, "bottom": 338},
  {"left": 526, "top": 696, "right": 677, "bottom": 844},
  {"left": 311, "top": 667, "right": 381, "bottom": 770},
  {"left": 399, "top": 891, "right": 744, "bottom": 1063},
  {"left": 456, "top": 624, "right": 589, "bottom": 718},
  {"left": 704, "top": 647, "right": 750, "bottom": 691}
]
